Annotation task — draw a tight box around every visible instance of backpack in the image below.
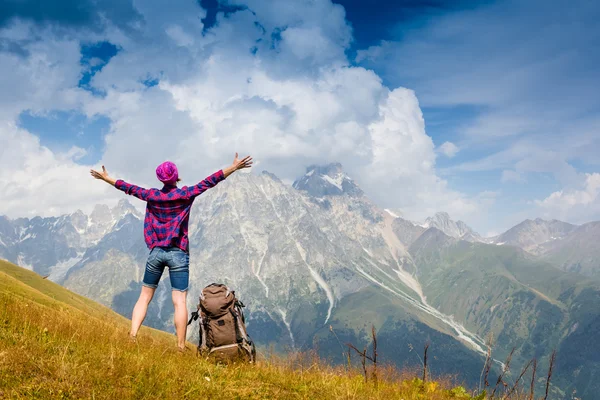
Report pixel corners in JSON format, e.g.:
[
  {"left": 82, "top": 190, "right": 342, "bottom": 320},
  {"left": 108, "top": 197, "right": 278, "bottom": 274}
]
[{"left": 187, "top": 283, "right": 256, "bottom": 363}]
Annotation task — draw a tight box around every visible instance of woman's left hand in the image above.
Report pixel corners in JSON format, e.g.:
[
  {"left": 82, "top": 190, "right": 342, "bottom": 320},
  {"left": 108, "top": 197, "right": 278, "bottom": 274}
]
[{"left": 232, "top": 153, "right": 253, "bottom": 170}]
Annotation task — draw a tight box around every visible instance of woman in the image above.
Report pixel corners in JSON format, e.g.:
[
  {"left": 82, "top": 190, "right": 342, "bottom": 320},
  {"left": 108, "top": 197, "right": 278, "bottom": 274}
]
[{"left": 90, "top": 153, "right": 253, "bottom": 350}]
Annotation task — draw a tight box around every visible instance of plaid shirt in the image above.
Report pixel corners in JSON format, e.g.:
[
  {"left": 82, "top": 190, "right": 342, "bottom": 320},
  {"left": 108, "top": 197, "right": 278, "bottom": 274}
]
[{"left": 115, "top": 170, "right": 225, "bottom": 253}]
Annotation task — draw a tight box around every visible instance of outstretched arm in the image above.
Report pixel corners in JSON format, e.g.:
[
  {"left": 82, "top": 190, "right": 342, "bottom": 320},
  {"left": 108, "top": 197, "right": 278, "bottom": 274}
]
[
  {"left": 90, "top": 166, "right": 151, "bottom": 201},
  {"left": 223, "top": 153, "right": 253, "bottom": 178},
  {"left": 188, "top": 153, "right": 253, "bottom": 197},
  {"left": 90, "top": 166, "right": 117, "bottom": 186}
]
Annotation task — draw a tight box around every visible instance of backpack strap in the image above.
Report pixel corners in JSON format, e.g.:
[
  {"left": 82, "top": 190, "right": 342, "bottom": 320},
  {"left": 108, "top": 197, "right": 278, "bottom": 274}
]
[
  {"left": 187, "top": 306, "right": 209, "bottom": 353},
  {"left": 230, "top": 305, "right": 249, "bottom": 343},
  {"left": 235, "top": 300, "right": 246, "bottom": 324},
  {"left": 229, "top": 306, "right": 255, "bottom": 362},
  {"left": 187, "top": 310, "right": 199, "bottom": 326},
  {"left": 198, "top": 313, "right": 208, "bottom": 353},
  {"left": 229, "top": 308, "right": 240, "bottom": 342},
  {"left": 187, "top": 302, "right": 201, "bottom": 326}
]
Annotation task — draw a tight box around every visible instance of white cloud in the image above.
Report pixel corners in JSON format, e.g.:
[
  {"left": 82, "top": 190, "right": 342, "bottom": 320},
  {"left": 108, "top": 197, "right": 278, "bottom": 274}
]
[
  {"left": 0, "top": 21, "right": 86, "bottom": 121},
  {"left": 438, "top": 141, "right": 459, "bottom": 158},
  {"left": 0, "top": 122, "right": 121, "bottom": 218},
  {"left": 356, "top": 0, "right": 600, "bottom": 228},
  {"left": 165, "top": 25, "right": 195, "bottom": 47},
  {"left": 535, "top": 173, "right": 600, "bottom": 222},
  {"left": 0, "top": 0, "right": 493, "bottom": 228},
  {"left": 358, "top": 88, "right": 493, "bottom": 222},
  {"left": 62, "top": 146, "right": 88, "bottom": 161}
]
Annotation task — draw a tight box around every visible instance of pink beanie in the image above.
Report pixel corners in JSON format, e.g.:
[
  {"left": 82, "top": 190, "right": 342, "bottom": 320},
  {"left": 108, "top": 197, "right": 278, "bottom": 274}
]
[{"left": 156, "top": 161, "right": 179, "bottom": 185}]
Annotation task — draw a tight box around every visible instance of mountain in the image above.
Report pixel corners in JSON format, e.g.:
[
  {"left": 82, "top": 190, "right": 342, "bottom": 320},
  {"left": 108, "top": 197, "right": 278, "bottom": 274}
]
[
  {"left": 490, "top": 218, "right": 600, "bottom": 277},
  {"left": 491, "top": 218, "right": 577, "bottom": 252},
  {"left": 292, "top": 163, "right": 363, "bottom": 198},
  {"left": 409, "top": 227, "right": 600, "bottom": 399},
  {"left": 390, "top": 216, "right": 427, "bottom": 248},
  {"left": 56, "top": 168, "right": 489, "bottom": 384},
  {"left": 536, "top": 221, "right": 600, "bottom": 276},
  {"left": 0, "top": 199, "right": 142, "bottom": 281},
  {"left": 2, "top": 163, "right": 600, "bottom": 398},
  {"left": 419, "top": 212, "right": 483, "bottom": 242}
]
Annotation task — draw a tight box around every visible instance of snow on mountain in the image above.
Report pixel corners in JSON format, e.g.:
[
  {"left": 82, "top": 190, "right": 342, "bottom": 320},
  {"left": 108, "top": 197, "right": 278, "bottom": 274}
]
[
  {"left": 384, "top": 209, "right": 401, "bottom": 218},
  {"left": 0, "top": 200, "right": 142, "bottom": 277},
  {"left": 292, "top": 163, "right": 363, "bottom": 198}
]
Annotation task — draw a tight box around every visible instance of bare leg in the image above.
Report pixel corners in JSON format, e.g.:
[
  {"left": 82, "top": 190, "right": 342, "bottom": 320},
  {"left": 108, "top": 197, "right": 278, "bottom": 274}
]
[
  {"left": 172, "top": 290, "right": 188, "bottom": 349},
  {"left": 130, "top": 286, "right": 156, "bottom": 338}
]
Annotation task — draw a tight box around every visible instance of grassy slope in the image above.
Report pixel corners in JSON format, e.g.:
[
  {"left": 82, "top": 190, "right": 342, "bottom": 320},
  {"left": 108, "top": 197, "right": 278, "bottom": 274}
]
[{"left": 0, "top": 260, "right": 483, "bottom": 400}]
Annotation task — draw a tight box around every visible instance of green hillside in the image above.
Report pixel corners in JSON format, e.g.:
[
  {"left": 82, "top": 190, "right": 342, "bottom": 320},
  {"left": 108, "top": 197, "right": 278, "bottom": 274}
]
[
  {"left": 410, "top": 231, "right": 600, "bottom": 399},
  {"left": 0, "top": 260, "right": 489, "bottom": 400},
  {"left": 312, "top": 286, "right": 489, "bottom": 385}
]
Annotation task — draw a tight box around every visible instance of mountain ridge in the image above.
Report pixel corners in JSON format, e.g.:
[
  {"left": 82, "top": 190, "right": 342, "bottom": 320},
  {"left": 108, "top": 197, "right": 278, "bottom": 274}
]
[
  {"left": 419, "top": 212, "right": 483, "bottom": 243},
  {"left": 490, "top": 218, "right": 578, "bottom": 251},
  {"left": 2, "top": 164, "right": 600, "bottom": 398}
]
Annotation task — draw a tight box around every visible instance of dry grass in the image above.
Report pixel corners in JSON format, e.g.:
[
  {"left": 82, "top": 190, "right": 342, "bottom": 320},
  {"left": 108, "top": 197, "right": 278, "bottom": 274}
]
[{"left": 0, "top": 260, "right": 523, "bottom": 399}]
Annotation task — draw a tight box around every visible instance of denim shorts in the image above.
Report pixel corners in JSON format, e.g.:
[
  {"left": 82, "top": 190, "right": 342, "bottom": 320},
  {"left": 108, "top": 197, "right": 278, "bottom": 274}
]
[{"left": 143, "top": 247, "right": 190, "bottom": 292}]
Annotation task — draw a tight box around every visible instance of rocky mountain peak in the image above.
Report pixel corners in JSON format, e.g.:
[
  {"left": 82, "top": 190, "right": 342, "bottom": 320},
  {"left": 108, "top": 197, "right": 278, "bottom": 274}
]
[
  {"left": 492, "top": 218, "right": 577, "bottom": 251},
  {"left": 261, "top": 171, "right": 282, "bottom": 183},
  {"left": 421, "top": 212, "right": 482, "bottom": 242},
  {"left": 111, "top": 199, "right": 141, "bottom": 220},
  {"left": 69, "top": 210, "right": 88, "bottom": 232},
  {"left": 90, "top": 204, "right": 112, "bottom": 225},
  {"left": 292, "top": 162, "right": 363, "bottom": 198},
  {"left": 427, "top": 212, "right": 451, "bottom": 224}
]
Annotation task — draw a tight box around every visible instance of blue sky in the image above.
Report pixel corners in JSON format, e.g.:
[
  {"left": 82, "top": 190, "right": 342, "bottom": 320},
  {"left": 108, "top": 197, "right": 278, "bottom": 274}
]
[
  {"left": 342, "top": 0, "right": 600, "bottom": 232},
  {"left": 1, "top": 0, "right": 599, "bottom": 234}
]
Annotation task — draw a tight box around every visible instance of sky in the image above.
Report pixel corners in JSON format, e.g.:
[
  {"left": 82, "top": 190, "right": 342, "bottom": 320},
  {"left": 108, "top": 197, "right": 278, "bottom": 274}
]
[{"left": 0, "top": 0, "right": 599, "bottom": 236}]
